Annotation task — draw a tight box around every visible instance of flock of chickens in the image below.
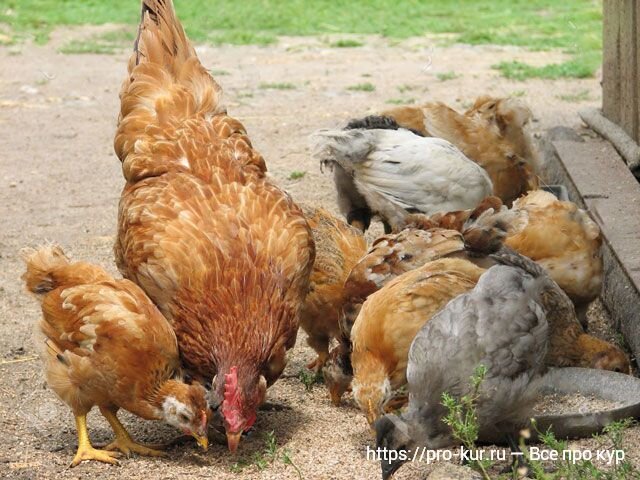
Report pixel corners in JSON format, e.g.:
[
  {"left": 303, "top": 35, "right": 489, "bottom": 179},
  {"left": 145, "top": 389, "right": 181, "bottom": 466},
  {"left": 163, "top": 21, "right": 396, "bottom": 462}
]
[{"left": 20, "top": 0, "right": 632, "bottom": 477}]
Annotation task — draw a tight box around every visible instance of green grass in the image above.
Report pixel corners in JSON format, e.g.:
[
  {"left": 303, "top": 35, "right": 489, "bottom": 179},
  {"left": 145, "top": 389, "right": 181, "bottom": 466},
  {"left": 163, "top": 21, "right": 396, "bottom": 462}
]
[
  {"left": 330, "top": 38, "right": 363, "bottom": 48},
  {"left": 288, "top": 171, "right": 306, "bottom": 180},
  {"left": 58, "top": 28, "right": 134, "bottom": 54},
  {"left": 493, "top": 53, "right": 599, "bottom": 80},
  {"left": 396, "top": 84, "right": 416, "bottom": 93},
  {"left": 386, "top": 98, "right": 416, "bottom": 105},
  {"left": 259, "top": 82, "right": 296, "bottom": 90},
  {"left": 346, "top": 82, "right": 375, "bottom": 92},
  {"left": 0, "top": 1, "right": 602, "bottom": 78},
  {"left": 229, "top": 430, "right": 302, "bottom": 477},
  {"left": 436, "top": 71, "right": 460, "bottom": 81},
  {"left": 557, "top": 89, "right": 592, "bottom": 102},
  {"left": 297, "top": 368, "right": 323, "bottom": 391}
]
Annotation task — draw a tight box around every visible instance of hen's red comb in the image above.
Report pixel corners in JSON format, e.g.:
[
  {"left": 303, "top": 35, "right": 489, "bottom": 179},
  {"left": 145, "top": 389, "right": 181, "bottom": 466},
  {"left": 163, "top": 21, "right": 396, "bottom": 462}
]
[
  {"left": 221, "top": 366, "right": 243, "bottom": 431},
  {"left": 223, "top": 366, "right": 239, "bottom": 401}
]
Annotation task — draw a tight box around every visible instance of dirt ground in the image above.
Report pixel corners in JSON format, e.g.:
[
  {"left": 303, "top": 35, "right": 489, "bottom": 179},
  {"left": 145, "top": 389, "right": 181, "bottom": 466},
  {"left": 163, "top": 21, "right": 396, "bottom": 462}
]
[{"left": 1, "top": 26, "right": 638, "bottom": 479}]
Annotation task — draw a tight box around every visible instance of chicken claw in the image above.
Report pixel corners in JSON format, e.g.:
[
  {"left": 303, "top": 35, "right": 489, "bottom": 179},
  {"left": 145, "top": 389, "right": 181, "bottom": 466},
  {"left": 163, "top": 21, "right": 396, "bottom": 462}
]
[
  {"left": 70, "top": 414, "right": 120, "bottom": 467},
  {"left": 103, "top": 438, "right": 166, "bottom": 458},
  {"left": 71, "top": 446, "right": 121, "bottom": 467},
  {"left": 100, "top": 408, "right": 167, "bottom": 458}
]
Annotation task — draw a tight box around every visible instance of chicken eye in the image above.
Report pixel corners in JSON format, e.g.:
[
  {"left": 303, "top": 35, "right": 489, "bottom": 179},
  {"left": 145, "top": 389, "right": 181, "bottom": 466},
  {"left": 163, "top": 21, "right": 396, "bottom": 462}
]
[
  {"left": 179, "top": 413, "right": 191, "bottom": 422},
  {"left": 613, "top": 368, "right": 622, "bottom": 373}
]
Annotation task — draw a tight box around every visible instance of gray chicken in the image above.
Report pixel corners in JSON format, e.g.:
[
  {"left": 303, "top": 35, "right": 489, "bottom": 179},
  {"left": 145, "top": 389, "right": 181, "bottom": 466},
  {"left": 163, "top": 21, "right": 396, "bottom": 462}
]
[{"left": 374, "top": 264, "right": 549, "bottom": 479}]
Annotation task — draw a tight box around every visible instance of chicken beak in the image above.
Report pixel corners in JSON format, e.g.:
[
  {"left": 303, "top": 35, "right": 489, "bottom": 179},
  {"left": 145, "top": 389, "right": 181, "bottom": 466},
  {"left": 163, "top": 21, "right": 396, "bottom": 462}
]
[
  {"left": 193, "top": 433, "right": 209, "bottom": 451},
  {"left": 329, "top": 384, "right": 343, "bottom": 406},
  {"left": 226, "top": 431, "right": 242, "bottom": 453}
]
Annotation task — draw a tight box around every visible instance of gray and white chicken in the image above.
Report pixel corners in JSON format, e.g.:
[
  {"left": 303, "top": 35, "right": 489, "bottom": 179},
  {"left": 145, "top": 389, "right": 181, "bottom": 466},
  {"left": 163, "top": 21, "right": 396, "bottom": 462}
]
[
  {"left": 374, "top": 264, "right": 549, "bottom": 479},
  {"left": 312, "top": 116, "right": 493, "bottom": 233}
]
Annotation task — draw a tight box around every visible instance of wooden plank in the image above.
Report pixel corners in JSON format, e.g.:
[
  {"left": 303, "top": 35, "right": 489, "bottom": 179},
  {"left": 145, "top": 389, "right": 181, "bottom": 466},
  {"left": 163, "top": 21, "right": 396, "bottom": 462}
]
[
  {"left": 550, "top": 138, "right": 640, "bottom": 368},
  {"left": 637, "top": 1, "right": 640, "bottom": 143},
  {"left": 618, "top": 1, "right": 638, "bottom": 142},
  {"left": 602, "top": 0, "right": 621, "bottom": 126}
]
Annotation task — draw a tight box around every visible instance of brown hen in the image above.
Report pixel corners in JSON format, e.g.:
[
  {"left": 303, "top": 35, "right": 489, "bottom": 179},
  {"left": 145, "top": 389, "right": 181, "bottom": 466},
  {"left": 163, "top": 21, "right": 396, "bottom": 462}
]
[
  {"left": 505, "top": 190, "right": 603, "bottom": 319},
  {"left": 114, "top": 0, "right": 314, "bottom": 452},
  {"left": 382, "top": 96, "right": 540, "bottom": 205},
  {"left": 22, "top": 246, "right": 209, "bottom": 466},
  {"left": 300, "top": 205, "right": 367, "bottom": 371}
]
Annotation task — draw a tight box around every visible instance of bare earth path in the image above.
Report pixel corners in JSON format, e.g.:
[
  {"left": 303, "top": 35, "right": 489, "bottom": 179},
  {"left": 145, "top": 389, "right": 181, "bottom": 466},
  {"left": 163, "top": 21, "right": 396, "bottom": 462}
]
[{"left": 1, "top": 28, "right": 635, "bottom": 479}]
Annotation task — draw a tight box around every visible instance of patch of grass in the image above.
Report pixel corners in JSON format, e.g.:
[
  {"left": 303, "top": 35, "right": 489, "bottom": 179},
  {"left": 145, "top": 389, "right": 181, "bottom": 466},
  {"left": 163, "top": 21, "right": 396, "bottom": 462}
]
[
  {"left": 557, "top": 89, "right": 591, "bottom": 102},
  {"left": 385, "top": 98, "right": 416, "bottom": 105},
  {"left": 522, "top": 418, "right": 639, "bottom": 479},
  {"left": 330, "top": 38, "right": 363, "bottom": 48},
  {"left": 442, "top": 365, "right": 492, "bottom": 480},
  {"left": 288, "top": 170, "right": 306, "bottom": 180},
  {"left": 229, "top": 431, "right": 302, "bottom": 476},
  {"left": 2, "top": 1, "right": 602, "bottom": 77},
  {"left": 298, "top": 368, "right": 322, "bottom": 392},
  {"left": 259, "top": 82, "right": 296, "bottom": 90},
  {"left": 208, "top": 30, "right": 276, "bottom": 46},
  {"left": 210, "top": 69, "right": 230, "bottom": 76},
  {"left": 346, "top": 82, "right": 375, "bottom": 92},
  {"left": 436, "top": 71, "right": 460, "bottom": 81},
  {"left": 511, "top": 89, "right": 527, "bottom": 97},
  {"left": 58, "top": 28, "right": 134, "bottom": 54},
  {"left": 493, "top": 53, "right": 598, "bottom": 80},
  {"left": 281, "top": 449, "right": 303, "bottom": 480},
  {"left": 361, "top": 73, "right": 372, "bottom": 78},
  {"left": 396, "top": 84, "right": 415, "bottom": 94}
]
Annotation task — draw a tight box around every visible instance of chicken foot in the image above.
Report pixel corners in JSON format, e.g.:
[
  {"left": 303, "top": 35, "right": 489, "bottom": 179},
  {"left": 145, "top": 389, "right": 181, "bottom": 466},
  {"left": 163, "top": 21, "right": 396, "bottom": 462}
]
[
  {"left": 70, "top": 414, "right": 121, "bottom": 467},
  {"left": 100, "top": 407, "right": 166, "bottom": 457}
]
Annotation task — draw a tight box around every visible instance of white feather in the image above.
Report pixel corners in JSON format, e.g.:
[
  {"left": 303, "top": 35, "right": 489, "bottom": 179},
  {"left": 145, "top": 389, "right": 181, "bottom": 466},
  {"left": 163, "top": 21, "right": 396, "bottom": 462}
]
[{"left": 313, "top": 128, "right": 493, "bottom": 228}]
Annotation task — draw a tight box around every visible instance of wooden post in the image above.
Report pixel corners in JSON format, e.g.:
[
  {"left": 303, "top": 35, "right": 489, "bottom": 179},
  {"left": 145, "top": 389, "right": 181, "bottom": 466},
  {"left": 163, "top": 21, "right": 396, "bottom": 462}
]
[{"left": 602, "top": 0, "right": 639, "bottom": 143}]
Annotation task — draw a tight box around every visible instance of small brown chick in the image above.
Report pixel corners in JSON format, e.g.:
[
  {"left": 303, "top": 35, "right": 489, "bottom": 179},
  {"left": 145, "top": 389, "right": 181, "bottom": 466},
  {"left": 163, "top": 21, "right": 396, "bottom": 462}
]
[
  {"left": 505, "top": 190, "right": 603, "bottom": 321},
  {"left": 22, "top": 246, "right": 209, "bottom": 466},
  {"left": 350, "top": 258, "right": 485, "bottom": 425},
  {"left": 300, "top": 205, "right": 367, "bottom": 371}
]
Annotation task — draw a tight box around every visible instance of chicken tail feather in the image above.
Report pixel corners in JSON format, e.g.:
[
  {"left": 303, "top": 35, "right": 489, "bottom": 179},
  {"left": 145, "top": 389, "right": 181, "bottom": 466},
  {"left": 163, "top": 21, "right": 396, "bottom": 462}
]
[
  {"left": 21, "top": 245, "right": 70, "bottom": 295},
  {"left": 115, "top": 0, "right": 224, "bottom": 173}
]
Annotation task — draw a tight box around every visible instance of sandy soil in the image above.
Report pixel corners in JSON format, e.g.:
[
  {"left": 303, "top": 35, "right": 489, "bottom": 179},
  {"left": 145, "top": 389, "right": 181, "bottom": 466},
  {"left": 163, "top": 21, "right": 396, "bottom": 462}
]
[{"left": 1, "top": 27, "right": 637, "bottom": 479}]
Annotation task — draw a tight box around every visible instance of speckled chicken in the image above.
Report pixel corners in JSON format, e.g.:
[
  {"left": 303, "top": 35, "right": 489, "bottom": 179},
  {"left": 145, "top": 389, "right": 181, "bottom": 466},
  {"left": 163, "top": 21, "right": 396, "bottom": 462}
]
[
  {"left": 114, "top": 0, "right": 314, "bottom": 452},
  {"left": 350, "top": 258, "right": 485, "bottom": 425},
  {"left": 424, "top": 191, "right": 605, "bottom": 323},
  {"left": 299, "top": 205, "right": 367, "bottom": 371},
  {"left": 375, "top": 264, "right": 548, "bottom": 480},
  {"left": 22, "top": 246, "right": 209, "bottom": 466},
  {"left": 382, "top": 96, "right": 540, "bottom": 205},
  {"left": 312, "top": 116, "right": 493, "bottom": 233}
]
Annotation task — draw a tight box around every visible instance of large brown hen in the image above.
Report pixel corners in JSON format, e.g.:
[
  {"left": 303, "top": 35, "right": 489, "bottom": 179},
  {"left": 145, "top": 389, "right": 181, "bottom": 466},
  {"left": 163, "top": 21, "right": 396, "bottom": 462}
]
[{"left": 114, "top": 0, "right": 314, "bottom": 452}]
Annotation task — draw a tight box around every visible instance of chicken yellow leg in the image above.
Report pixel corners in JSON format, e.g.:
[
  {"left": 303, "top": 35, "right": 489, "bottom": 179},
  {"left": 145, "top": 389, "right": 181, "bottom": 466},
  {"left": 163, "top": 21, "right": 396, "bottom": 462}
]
[
  {"left": 70, "top": 414, "right": 121, "bottom": 467},
  {"left": 99, "top": 407, "right": 166, "bottom": 457}
]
